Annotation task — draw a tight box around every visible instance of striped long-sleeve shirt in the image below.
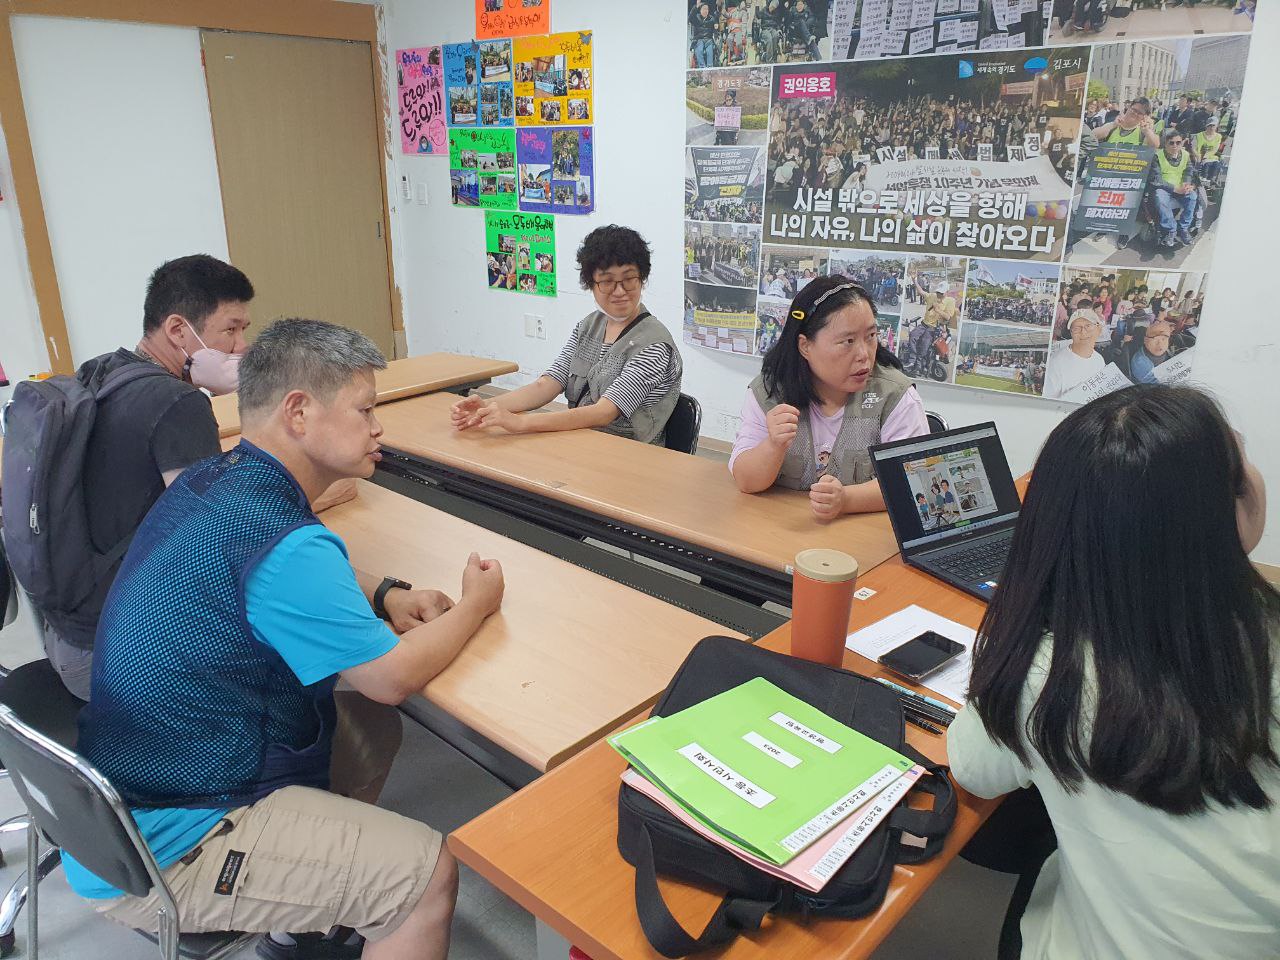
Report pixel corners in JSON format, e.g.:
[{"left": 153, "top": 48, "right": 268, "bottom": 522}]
[{"left": 544, "top": 326, "right": 680, "bottom": 416}]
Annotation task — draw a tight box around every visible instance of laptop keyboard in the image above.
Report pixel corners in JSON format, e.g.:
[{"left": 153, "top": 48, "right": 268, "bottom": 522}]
[{"left": 936, "top": 537, "right": 1011, "bottom": 581}]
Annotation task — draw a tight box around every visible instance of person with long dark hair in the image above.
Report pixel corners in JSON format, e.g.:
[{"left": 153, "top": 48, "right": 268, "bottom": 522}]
[
  {"left": 729, "top": 275, "right": 928, "bottom": 521},
  {"left": 949, "top": 384, "right": 1278, "bottom": 959}
]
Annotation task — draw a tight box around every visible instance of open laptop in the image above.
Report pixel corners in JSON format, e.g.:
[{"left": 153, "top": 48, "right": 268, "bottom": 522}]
[{"left": 869, "top": 422, "right": 1020, "bottom": 602}]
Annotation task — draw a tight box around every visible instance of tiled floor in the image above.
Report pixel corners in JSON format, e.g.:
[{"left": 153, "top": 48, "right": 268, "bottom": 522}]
[{"left": 0, "top": 570, "right": 1014, "bottom": 960}]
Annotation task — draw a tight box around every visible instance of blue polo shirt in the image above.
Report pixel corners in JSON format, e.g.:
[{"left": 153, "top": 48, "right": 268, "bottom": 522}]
[{"left": 63, "top": 526, "right": 399, "bottom": 899}]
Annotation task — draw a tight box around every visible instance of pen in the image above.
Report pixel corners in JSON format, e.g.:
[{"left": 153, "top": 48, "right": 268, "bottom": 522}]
[
  {"left": 904, "top": 713, "right": 943, "bottom": 735},
  {"left": 902, "top": 701, "right": 953, "bottom": 727},
  {"left": 874, "top": 677, "right": 959, "bottom": 717}
]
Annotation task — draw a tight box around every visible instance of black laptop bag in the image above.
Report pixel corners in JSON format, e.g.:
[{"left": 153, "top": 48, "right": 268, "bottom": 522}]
[{"left": 616, "top": 635, "right": 957, "bottom": 957}]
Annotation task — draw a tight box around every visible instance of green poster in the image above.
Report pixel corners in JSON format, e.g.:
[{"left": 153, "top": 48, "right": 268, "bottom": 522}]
[
  {"left": 483, "top": 210, "right": 556, "bottom": 297},
  {"left": 448, "top": 127, "right": 516, "bottom": 210}
]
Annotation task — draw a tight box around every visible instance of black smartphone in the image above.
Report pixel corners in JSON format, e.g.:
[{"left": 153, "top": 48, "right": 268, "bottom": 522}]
[{"left": 877, "top": 631, "right": 966, "bottom": 682}]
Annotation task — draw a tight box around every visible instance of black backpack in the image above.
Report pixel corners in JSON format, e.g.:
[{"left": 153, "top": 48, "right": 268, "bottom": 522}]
[
  {"left": 617, "top": 635, "right": 957, "bottom": 957},
  {"left": 1, "top": 360, "right": 169, "bottom": 643}
]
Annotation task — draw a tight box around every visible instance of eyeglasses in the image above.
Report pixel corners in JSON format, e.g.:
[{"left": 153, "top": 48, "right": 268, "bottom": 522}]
[{"left": 593, "top": 276, "right": 642, "bottom": 295}]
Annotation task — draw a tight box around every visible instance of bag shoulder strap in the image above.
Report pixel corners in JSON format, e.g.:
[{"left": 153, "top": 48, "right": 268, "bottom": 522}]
[
  {"left": 888, "top": 744, "right": 958, "bottom": 866},
  {"left": 633, "top": 820, "right": 779, "bottom": 958},
  {"left": 95, "top": 361, "right": 172, "bottom": 401}
]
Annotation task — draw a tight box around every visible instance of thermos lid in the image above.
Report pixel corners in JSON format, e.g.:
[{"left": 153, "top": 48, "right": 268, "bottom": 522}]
[{"left": 794, "top": 549, "right": 859, "bottom": 583}]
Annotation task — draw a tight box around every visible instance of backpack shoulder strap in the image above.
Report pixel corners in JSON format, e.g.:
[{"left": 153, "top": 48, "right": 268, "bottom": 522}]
[
  {"left": 96, "top": 361, "right": 173, "bottom": 401},
  {"left": 632, "top": 819, "right": 779, "bottom": 958}
]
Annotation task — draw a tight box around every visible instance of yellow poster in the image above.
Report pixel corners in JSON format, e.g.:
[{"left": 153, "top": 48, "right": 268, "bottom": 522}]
[{"left": 513, "top": 31, "right": 593, "bottom": 127}]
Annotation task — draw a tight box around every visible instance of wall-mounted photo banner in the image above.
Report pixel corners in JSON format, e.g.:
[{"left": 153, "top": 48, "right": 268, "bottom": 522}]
[
  {"left": 449, "top": 127, "right": 517, "bottom": 210},
  {"left": 476, "top": 0, "right": 550, "bottom": 40},
  {"left": 514, "top": 31, "right": 593, "bottom": 126},
  {"left": 485, "top": 210, "right": 557, "bottom": 297},
  {"left": 515, "top": 126, "right": 594, "bottom": 214},
  {"left": 444, "top": 40, "right": 514, "bottom": 128},
  {"left": 396, "top": 46, "right": 446, "bottom": 156}
]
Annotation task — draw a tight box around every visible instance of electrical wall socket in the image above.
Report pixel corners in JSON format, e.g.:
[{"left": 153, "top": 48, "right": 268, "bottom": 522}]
[{"left": 524, "top": 314, "right": 546, "bottom": 339}]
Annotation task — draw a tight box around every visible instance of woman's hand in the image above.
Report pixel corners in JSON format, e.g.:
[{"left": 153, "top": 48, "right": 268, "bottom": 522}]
[{"left": 810, "top": 474, "right": 846, "bottom": 523}]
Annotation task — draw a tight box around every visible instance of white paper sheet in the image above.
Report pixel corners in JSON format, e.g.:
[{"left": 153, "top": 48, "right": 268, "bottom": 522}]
[{"left": 845, "top": 604, "right": 977, "bottom": 704}]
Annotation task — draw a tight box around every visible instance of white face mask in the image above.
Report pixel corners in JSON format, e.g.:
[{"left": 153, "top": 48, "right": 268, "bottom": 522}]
[{"left": 182, "top": 320, "right": 243, "bottom": 396}]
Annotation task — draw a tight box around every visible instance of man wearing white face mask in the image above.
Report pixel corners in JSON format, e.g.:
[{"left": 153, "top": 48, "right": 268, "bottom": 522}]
[{"left": 40, "top": 254, "right": 253, "bottom": 698}]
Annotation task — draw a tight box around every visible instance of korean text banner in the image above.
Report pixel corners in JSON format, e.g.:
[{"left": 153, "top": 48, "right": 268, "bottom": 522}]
[
  {"left": 680, "top": 1, "right": 1256, "bottom": 407},
  {"left": 485, "top": 211, "right": 557, "bottom": 297},
  {"left": 449, "top": 128, "right": 517, "bottom": 210},
  {"left": 444, "top": 40, "right": 514, "bottom": 128},
  {"left": 514, "top": 31, "right": 593, "bottom": 126},
  {"left": 515, "top": 126, "right": 595, "bottom": 214},
  {"left": 397, "top": 46, "right": 445, "bottom": 156},
  {"left": 476, "top": 0, "right": 550, "bottom": 40}
]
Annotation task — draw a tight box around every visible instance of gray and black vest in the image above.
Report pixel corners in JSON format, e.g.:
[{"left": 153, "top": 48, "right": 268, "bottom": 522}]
[
  {"left": 563, "top": 307, "right": 683, "bottom": 445},
  {"left": 749, "top": 364, "right": 914, "bottom": 490}
]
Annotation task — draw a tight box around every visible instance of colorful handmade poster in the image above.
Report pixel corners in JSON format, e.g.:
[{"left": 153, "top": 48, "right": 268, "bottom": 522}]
[
  {"left": 475, "top": 0, "right": 550, "bottom": 40},
  {"left": 448, "top": 127, "right": 517, "bottom": 210},
  {"left": 484, "top": 210, "right": 557, "bottom": 297},
  {"left": 443, "top": 40, "right": 513, "bottom": 128},
  {"left": 396, "top": 46, "right": 446, "bottom": 156},
  {"left": 515, "top": 126, "right": 594, "bottom": 215},
  {"left": 513, "top": 31, "right": 593, "bottom": 126}
]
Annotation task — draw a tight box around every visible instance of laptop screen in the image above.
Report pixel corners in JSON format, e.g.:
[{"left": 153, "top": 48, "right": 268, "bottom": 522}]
[{"left": 870, "top": 423, "right": 1021, "bottom": 554}]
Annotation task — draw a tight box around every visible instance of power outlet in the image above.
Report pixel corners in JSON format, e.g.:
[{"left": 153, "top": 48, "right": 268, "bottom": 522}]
[{"left": 524, "top": 314, "right": 546, "bottom": 339}]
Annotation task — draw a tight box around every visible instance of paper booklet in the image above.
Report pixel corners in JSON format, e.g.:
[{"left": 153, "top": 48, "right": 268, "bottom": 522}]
[
  {"left": 622, "top": 764, "right": 925, "bottom": 893},
  {"left": 609, "top": 677, "right": 914, "bottom": 865}
]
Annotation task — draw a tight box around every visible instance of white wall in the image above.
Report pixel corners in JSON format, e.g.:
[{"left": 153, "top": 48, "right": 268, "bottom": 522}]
[
  {"left": 10, "top": 16, "right": 229, "bottom": 365},
  {"left": 0, "top": 121, "right": 48, "bottom": 404},
  {"left": 379, "top": 0, "right": 1280, "bottom": 564}
]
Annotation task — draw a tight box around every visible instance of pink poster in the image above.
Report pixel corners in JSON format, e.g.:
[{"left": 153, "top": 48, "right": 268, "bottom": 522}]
[{"left": 397, "top": 46, "right": 447, "bottom": 156}]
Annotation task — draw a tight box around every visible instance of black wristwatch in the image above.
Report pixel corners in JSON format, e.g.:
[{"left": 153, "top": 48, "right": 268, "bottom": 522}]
[{"left": 373, "top": 577, "right": 413, "bottom": 620}]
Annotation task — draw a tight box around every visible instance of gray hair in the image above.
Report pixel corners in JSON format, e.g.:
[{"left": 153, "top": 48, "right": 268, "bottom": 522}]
[{"left": 238, "top": 317, "right": 386, "bottom": 419}]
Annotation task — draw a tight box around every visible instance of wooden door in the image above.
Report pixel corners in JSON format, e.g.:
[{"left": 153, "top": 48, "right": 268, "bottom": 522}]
[{"left": 201, "top": 30, "right": 395, "bottom": 356}]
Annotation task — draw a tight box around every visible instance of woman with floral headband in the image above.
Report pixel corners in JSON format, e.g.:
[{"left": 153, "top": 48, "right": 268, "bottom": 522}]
[{"left": 730, "top": 274, "right": 929, "bottom": 522}]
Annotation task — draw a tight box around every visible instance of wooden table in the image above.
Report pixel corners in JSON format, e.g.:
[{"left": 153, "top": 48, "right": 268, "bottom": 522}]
[
  {"left": 322, "top": 480, "right": 744, "bottom": 773},
  {"left": 450, "top": 557, "right": 999, "bottom": 960},
  {"left": 211, "top": 352, "right": 518, "bottom": 438},
  {"left": 375, "top": 393, "right": 902, "bottom": 599}
]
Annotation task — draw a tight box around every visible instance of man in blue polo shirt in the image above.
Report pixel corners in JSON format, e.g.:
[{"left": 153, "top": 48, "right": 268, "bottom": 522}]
[{"left": 68, "top": 319, "right": 505, "bottom": 960}]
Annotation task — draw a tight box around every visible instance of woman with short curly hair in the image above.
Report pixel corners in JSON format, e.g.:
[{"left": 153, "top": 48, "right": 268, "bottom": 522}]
[{"left": 452, "top": 225, "right": 683, "bottom": 445}]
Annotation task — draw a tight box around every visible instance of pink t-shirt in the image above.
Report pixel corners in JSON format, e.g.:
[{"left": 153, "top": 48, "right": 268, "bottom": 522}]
[{"left": 728, "top": 385, "right": 929, "bottom": 475}]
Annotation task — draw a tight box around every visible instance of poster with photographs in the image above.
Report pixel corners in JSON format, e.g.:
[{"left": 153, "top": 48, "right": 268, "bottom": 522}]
[
  {"left": 396, "top": 46, "right": 446, "bottom": 156},
  {"left": 444, "top": 40, "right": 514, "bottom": 129},
  {"left": 476, "top": 0, "right": 550, "bottom": 40},
  {"left": 686, "top": 0, "right": 1046, "bottom": 68},
  {"left": 678, "top": 1, "right": 1254, "bottom": 407},
  {"left": 514, "top": 31, "right": 594, "bottom": 126},
  {"left": 485, "top": 211, "right": 557, "bottom": 296},
  {"left": 448, "top": 128, "right": 517, "bottom": 209},
  {"left": 516, "top": 126, "right": 595, "bottom": 214},
  {"left": 686, "top": 67, "right": 772, "bottom": 146},
  {"left": 1042, "top": 265, "right": 1205, "bottom": 401},
  {"left": 765, "top": 50, "right": 1087, "bottom": 261}
]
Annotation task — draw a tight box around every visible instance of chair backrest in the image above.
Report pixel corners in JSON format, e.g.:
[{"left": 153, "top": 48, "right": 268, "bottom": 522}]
[
  {"left": 664, "top": 393, "right": 702, "bottom": 456},
  {"left": 925, "top": 411, "right": 949, "bottom": 435},
  {"left": 0, "top": 704, "right": 158, "bottom": 898}
]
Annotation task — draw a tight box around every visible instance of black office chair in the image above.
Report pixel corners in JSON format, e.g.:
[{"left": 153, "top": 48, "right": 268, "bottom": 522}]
[
  {"left": 663, "top": 393, "right": 702, "bottom": 456},
  {"left": 925, "top": 410, "right": 949, "bottom": 434},
  {"left": 0, "top": 705, "right": 253, "bottom": 960}
]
